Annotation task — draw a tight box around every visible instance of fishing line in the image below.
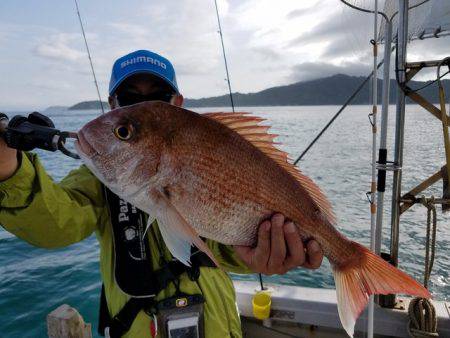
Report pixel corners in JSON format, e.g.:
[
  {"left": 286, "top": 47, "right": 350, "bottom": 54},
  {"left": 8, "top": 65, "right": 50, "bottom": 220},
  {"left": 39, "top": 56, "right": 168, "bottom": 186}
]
[
  {"left": 213, "top": 0, "right": 235, "bottom": 112},
  {"left": 73, "top": 0, "right": 105, "bottom": 114},
  {"left": 212, "top": 0, "right": 266, "bottom": 294},
  {"left": 408, "top": 71, "right": 450, "bottom": 93},
  {"left": 258, "top": 273, "right": 265, "bottom": 290},
  {"left": 293, "top": 49, "right": 392, "bottom": 165}
]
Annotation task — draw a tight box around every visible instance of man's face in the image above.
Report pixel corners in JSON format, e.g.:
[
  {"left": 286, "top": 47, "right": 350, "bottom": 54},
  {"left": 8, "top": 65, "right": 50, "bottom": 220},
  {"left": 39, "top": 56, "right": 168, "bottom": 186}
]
[{"left": 109, "top": 73, "right": 183, "bottom": 109}]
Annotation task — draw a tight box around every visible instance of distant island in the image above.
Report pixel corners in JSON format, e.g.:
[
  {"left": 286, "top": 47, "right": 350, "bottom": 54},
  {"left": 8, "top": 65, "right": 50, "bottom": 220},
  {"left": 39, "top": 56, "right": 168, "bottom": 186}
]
[
  {"left": 43, "top": 105, "right": 69, "bottom": 114},
  {"left": 68, "top": 101, "right": 110, "bottom": 110},
  {"left": 48, "top": 74, "right": 450, "bottom": 111}
]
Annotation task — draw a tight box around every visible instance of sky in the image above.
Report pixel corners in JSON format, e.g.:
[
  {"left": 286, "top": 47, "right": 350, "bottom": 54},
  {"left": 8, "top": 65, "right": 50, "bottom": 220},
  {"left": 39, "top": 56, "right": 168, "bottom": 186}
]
[{"left": 1, "top": 0, "right": 450, "bottom": 111}]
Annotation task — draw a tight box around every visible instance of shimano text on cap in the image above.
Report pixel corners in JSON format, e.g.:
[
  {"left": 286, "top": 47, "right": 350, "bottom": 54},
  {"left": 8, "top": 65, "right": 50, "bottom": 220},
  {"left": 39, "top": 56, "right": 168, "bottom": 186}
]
[{"left": 109, "top": 50, "right": 179, "bottom": 95}]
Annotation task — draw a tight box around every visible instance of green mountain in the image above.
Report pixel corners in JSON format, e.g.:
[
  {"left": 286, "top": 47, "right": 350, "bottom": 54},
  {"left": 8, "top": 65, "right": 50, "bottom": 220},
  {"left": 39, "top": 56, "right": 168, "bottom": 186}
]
[
  {"left": 63, "top": 74, "right": 450, "bottom": 110},
  {"left": 184, "top": 74, "right": 450, "bottom": 107},
  {"left": 68, "top": 101, "right": 110, "bottom": 110}
]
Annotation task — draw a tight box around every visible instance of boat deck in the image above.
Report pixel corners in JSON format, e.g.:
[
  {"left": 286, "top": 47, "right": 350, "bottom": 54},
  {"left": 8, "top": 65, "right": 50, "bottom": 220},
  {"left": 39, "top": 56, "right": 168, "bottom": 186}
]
[{"left": 234, "top": 281, "right": 450, "bottom": 337}]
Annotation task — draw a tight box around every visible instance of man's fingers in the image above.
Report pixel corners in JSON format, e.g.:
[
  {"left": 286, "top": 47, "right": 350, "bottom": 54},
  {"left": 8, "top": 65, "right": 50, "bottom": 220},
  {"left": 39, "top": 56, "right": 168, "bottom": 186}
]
[
  {"left": 234, "top": 220, "right": 271, "bottom": 273},
  {"left": 249, "top": 220, "right": 271, "bottom": 271},
  {"left": 235, "top": 214, "right": 325, "bottom": 274},
  {"left": 267, "top": 213, "right": 286, "bottom": 273},
  {"left": 283, "top": 222, "right": 305, "bottom": 269},
  {"left": 303, "top": 240, "right": 323, "bottom": 269}
]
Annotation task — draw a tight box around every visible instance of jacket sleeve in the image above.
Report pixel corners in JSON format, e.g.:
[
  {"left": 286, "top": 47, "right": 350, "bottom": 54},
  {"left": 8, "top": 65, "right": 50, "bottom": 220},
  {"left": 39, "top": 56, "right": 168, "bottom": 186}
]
[
  {"left": 0, "top": 152, "right": 108, "bottom": 248},
  {"left": 207, "top": 240, "right": 253, "bottom": 274}
]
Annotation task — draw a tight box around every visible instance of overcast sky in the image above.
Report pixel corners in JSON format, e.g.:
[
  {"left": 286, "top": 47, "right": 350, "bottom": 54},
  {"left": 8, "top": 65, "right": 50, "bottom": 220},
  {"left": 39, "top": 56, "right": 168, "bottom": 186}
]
[{"left": 1, "top": 0, "right": 449, "bottom": 110}]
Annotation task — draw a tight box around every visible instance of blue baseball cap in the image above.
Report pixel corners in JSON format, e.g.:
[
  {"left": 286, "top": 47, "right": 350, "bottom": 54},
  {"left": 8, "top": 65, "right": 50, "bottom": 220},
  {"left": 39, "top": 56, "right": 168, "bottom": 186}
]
[{"left": 109, "top": 50, "right": 179, "bottom": 95}]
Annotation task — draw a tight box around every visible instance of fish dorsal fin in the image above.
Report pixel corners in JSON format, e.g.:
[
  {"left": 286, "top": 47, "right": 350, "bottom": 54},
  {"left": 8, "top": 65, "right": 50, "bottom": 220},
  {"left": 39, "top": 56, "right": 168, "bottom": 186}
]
[{"left": 204, "top": 112, "right": 336, "bottom": 224}]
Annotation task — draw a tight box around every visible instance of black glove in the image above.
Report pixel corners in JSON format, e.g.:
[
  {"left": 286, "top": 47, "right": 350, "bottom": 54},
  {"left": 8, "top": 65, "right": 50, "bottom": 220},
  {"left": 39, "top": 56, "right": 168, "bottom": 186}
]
[{"left": 2, "top": 112, "right": 60, "bottom": 152}]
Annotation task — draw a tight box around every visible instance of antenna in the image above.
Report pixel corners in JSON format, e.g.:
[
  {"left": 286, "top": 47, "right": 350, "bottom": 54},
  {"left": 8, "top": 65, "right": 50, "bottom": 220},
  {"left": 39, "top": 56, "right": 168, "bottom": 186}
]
[
  {"left": 213, "top": 0, "right": 235, "bottom": 112},
  {"left": 73, "top": 0, "right": 105, "bottom": 114}
]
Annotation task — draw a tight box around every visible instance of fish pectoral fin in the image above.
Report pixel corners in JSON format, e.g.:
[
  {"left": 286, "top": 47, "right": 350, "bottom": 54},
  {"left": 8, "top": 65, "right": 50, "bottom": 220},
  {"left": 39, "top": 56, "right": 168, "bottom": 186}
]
[{"left": 151, "top": 189, "right": 220, "bottom": 268}]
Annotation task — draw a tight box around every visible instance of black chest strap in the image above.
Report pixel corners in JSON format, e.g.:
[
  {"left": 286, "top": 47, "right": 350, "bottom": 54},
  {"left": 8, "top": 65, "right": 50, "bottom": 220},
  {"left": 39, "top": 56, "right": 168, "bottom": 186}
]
[
  {"left": 105, "top": 187, "right": 156, "bottom": 297},
  {"left": 100, "top": 188, "right": 216, "bottom": 337}
]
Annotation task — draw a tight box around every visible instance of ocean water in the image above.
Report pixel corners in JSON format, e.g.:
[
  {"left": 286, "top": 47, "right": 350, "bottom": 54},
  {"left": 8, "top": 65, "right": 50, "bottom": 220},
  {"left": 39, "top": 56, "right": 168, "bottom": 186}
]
[{"left": 0, "top": 105, "right": 448, "bottom": 337}]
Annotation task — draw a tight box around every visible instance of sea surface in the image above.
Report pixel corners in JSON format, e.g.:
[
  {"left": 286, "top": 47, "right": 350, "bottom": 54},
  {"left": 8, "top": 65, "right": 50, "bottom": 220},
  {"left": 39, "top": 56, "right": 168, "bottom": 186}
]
[{"left": 0, "top": 105, "right": 449, "bottom": 337}]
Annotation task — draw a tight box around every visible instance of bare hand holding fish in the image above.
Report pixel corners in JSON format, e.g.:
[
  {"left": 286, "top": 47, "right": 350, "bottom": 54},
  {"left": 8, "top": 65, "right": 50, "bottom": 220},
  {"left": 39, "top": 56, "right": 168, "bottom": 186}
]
[
  {"left": 234, "top": 213, "right": 323, "bottom": 274},
  {"left": 75, "top": 101, "right": 431, "bottom": 337}
]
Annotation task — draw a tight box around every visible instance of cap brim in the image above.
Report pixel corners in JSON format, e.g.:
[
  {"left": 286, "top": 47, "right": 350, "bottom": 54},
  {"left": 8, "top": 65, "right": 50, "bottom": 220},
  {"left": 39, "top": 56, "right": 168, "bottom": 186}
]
[{"left": 109, "top": 68, "right": 179, "bottom": 95}]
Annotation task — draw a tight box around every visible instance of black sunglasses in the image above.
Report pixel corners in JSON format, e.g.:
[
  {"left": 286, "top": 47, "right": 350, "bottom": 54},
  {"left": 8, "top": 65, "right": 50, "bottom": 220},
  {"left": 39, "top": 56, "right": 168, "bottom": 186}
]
[{"left": 116, "top": 91, "right": 174, "bottom": 107}]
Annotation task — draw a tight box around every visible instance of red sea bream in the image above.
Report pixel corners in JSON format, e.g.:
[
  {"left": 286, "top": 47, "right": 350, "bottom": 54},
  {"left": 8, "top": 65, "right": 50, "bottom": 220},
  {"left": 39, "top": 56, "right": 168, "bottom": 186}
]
[{"left": 75, "top": 101, "right": 430, "bottom": 337}]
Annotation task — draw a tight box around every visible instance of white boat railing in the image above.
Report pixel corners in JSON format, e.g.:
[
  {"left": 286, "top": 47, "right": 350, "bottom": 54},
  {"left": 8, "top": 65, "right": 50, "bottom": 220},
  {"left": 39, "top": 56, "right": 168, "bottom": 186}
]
[{"left": 234, "top": 280, "right": 450, "bottom": 338}]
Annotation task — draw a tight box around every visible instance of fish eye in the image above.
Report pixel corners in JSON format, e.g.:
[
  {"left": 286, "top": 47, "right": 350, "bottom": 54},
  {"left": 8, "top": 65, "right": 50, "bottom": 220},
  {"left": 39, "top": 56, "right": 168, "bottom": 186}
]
[{"left": 113, "top": 124, "right": 134, "bottom": 141}]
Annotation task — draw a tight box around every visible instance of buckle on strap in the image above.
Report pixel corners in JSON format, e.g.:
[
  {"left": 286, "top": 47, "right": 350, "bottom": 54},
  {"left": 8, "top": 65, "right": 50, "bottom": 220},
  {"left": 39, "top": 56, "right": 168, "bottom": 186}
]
[{"left": 155, "top": 262, "right": 179, "bottom": 288}]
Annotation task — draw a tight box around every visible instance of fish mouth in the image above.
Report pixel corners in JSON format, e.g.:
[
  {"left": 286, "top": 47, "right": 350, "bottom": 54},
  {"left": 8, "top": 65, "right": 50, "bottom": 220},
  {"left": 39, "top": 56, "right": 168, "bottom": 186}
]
[{"left": 75, "top": 130, "right": 98, "bottom": 158}]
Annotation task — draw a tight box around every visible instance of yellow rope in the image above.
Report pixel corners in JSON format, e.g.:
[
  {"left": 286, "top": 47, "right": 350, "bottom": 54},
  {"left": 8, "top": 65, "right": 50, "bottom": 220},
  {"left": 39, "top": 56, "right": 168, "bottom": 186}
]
[{"left": 407, "top": 196, "right": 438, "bottom": 338}]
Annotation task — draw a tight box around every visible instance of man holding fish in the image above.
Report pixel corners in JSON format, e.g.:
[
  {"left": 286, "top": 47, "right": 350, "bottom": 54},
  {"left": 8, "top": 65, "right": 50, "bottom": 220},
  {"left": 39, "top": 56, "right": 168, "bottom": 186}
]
[{"left": 0, "top": 50, "right": 324, "bottom": 338}]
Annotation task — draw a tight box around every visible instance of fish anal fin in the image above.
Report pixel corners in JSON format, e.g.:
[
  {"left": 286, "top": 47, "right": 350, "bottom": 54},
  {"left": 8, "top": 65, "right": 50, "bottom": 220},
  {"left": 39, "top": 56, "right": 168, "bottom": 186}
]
[
  {"left": 151, "top": 190, "right": 220, "bottom": 268},
  {"left": 333, "top": 242, "right": 431, "bottom": 337},
  {"left": 204, "top": 111, "right": 335, "bottom": 224}
]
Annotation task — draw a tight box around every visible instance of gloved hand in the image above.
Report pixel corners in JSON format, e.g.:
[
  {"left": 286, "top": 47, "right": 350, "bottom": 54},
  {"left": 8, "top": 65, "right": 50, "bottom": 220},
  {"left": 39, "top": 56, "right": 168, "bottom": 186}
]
[{"left": 0, "top": 133, "right": 18, "bottom": 181}]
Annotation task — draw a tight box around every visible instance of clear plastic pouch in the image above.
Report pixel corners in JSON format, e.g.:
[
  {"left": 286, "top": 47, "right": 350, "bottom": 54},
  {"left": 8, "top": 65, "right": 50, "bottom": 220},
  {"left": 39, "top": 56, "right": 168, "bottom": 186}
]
[{"left": 155, "top": 294, "right": 205, "bottom": 338}]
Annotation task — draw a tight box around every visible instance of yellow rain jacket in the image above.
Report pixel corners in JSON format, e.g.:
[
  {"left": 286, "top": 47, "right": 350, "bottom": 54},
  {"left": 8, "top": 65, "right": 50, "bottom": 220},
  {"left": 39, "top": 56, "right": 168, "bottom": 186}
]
[{"left": 0, "top": 152, "right": 252, "bottom": 337}]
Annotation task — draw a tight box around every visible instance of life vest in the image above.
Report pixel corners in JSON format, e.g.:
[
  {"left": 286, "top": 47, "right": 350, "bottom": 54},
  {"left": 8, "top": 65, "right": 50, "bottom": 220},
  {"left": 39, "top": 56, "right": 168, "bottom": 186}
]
[{"left": 99, "top": 188, "right": 215, "bottom": 337}]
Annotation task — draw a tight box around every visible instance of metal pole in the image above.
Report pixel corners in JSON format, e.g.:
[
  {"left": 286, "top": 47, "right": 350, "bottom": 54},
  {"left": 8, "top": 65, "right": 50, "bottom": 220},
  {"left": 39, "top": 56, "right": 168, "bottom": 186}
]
[
  {"left": 368, "top": 1, "right": 379, "bottom": 336},
  {"left": 375, "top": 20, "right": 393, "bottom": 255},
  {"left": 390, "top": 0, "right": 409, "bottom": 271},
  {"left": 213, "top": 0, "right": 235, "bottom": 112},
  {"left": 73, "top": 0, "right": 104, "bottom": 114}
]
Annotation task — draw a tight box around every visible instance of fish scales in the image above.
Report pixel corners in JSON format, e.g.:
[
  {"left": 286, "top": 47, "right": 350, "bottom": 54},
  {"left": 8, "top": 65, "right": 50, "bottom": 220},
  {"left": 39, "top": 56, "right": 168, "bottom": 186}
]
[
  {"left": 76, "top": 101, "right": 431, "bottom": 337},
  {"left": 174, "top": 138, "right": 272, "bottom": 244},
  {"left": 172, "top": 116, "right": 323, "bottom": 246}
]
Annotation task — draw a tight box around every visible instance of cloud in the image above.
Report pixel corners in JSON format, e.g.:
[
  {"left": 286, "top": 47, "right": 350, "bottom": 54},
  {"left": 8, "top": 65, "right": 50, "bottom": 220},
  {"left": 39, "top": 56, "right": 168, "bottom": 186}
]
[
  {"left": 289, "top": 60, "right": 371, "bottom": 82},
  {"left": 250, "top": 46, "right": 283, "bottom": 61},
  {"left": 288, "top": 6, "right": 371, "bottom": 48},
  {"left": 33, "top": 33, "right": 84, "bottom": 62},
  {"left": 2, "top": 0, "right": 450, "bottom": 110},
  {"left": 286, "top": 8, "right": 312, "bottom": 20},
  {"left": 282, "top": 2, "right": 379, "bottom": 82},
  {"left": 106, "top": 0, "right": 223, "bottom": 75}
]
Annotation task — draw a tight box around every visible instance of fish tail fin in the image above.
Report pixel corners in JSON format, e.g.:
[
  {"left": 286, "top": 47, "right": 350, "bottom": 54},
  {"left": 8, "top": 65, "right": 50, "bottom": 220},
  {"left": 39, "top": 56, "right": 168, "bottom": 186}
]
[{"left": 332, "top": 242, "right": 431, "bottom": 337}]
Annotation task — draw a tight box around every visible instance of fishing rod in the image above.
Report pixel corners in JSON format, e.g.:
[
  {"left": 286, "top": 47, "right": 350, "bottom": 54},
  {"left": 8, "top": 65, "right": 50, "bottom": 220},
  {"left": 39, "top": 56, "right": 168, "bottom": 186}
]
[
  {"left": 295, "top": 0, "right": 432, "bottom": 165},
  {"left": 293, "top": 52, "right": 389, "bottom": 165},
  {"left": 73, "top": 0, "right": 104, "bottom": 114},
  {"left": 213, "top": 0, "right": 235, "bottom": 112},
  {"left": 0, "top": 112, "right": 79, "bottom": 159},
  {"left": 213, "top": 1, "right": 266, "bottom": 295}
]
